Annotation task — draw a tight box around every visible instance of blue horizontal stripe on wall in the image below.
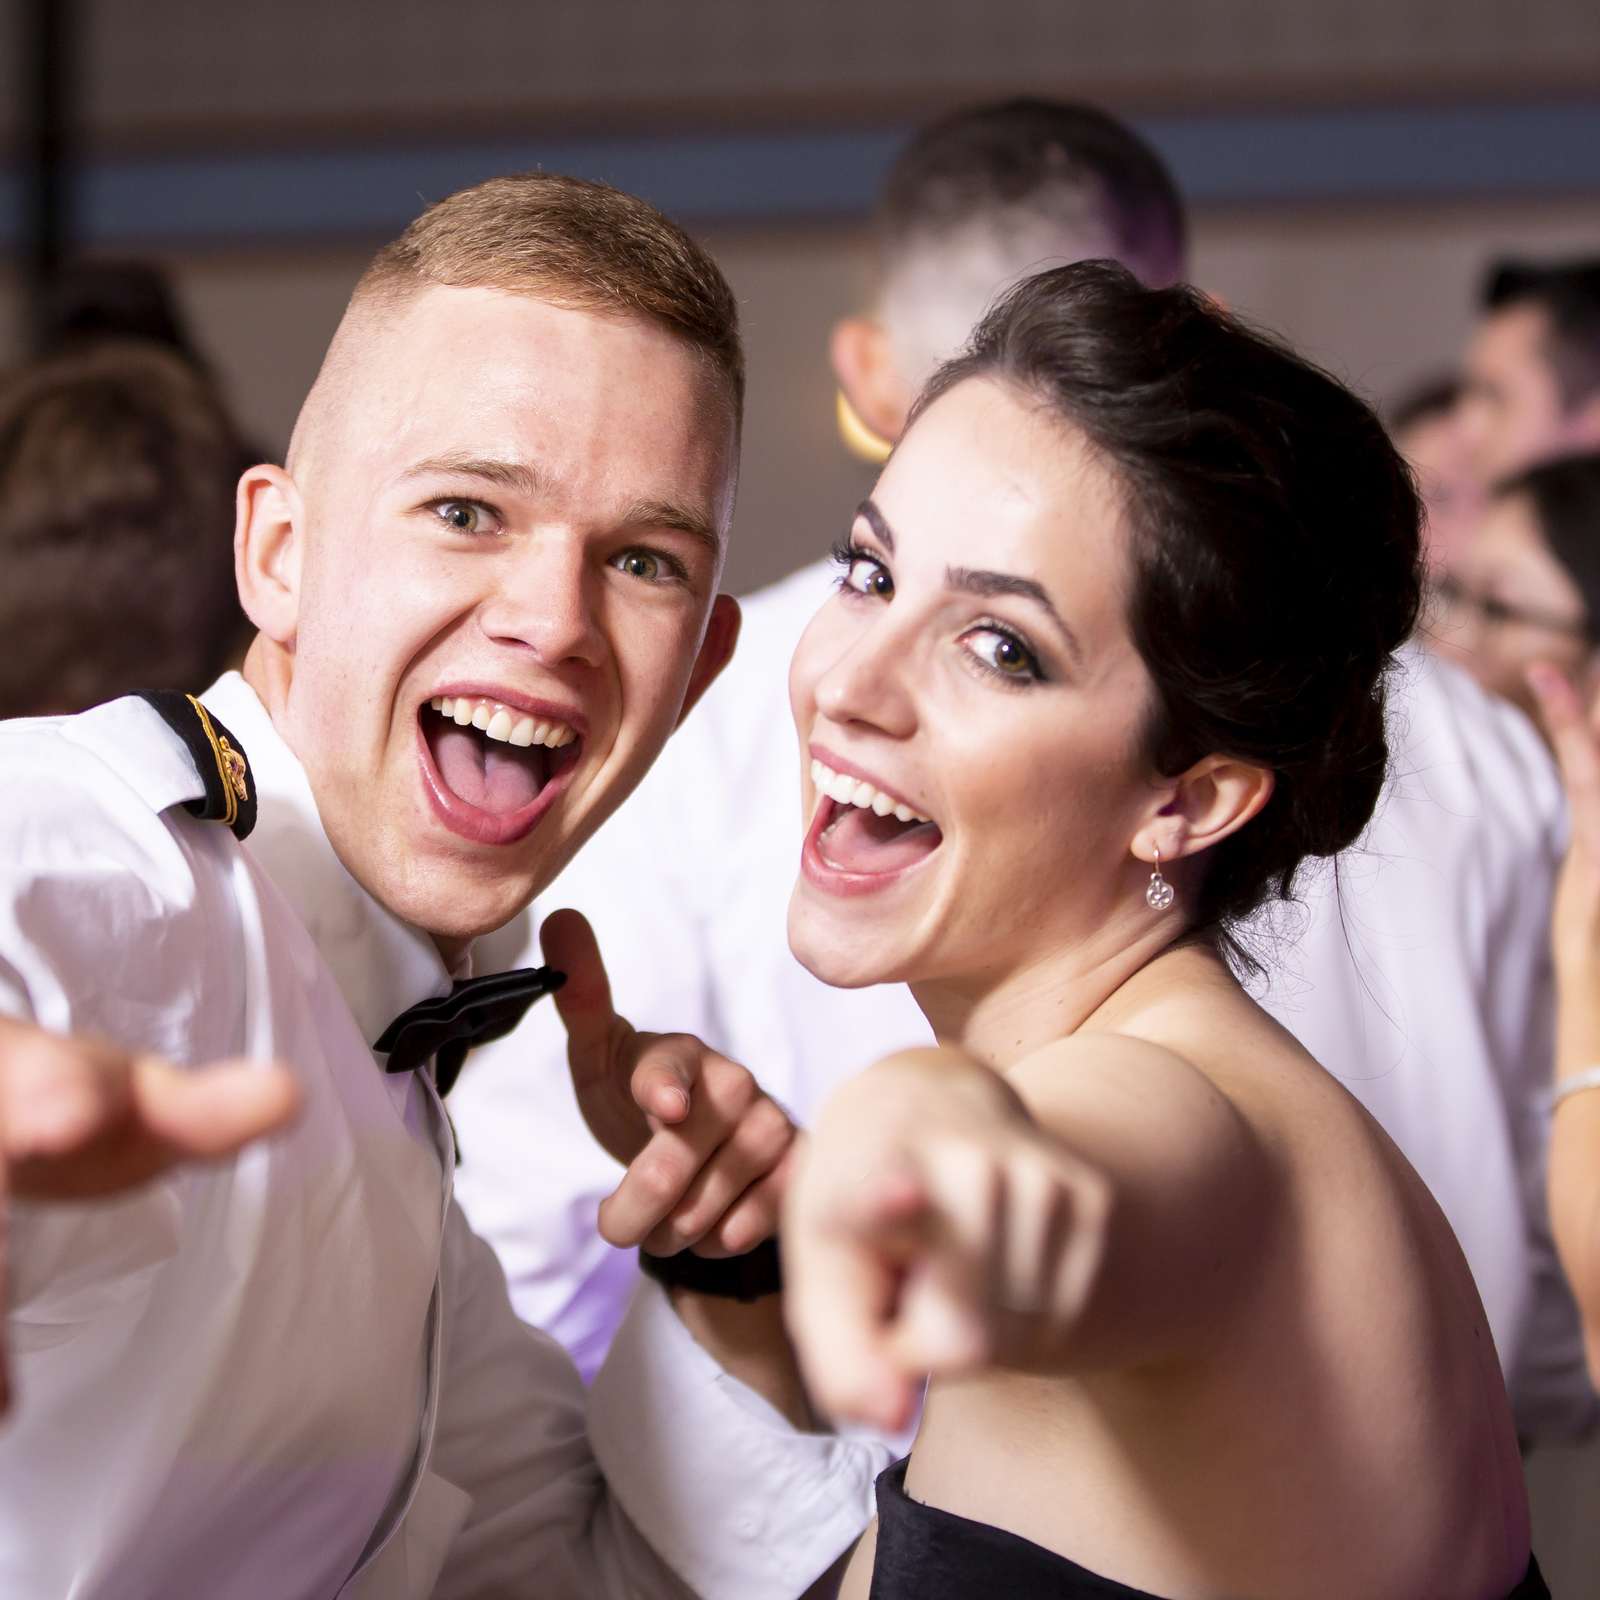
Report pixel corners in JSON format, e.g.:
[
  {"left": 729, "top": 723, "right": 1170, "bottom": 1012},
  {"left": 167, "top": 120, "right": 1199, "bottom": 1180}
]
[{"left": 2, "top": 99, "right": 1600, "bottom": 249}]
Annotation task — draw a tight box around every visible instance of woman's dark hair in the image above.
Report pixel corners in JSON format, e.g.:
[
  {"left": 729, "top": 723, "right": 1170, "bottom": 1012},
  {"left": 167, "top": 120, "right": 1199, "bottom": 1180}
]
[
  {"left": 1493, "top": 451, "right": 1600, "bottom": 634},
  {"left": 914, "top": 261, "right": 1423, "bottom": 941}
]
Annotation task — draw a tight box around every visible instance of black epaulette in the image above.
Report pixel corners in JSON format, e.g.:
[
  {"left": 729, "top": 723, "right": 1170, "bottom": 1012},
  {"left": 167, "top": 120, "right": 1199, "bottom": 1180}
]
[{"left": 137, "top": 691, "right": 258, "bottom": 840}]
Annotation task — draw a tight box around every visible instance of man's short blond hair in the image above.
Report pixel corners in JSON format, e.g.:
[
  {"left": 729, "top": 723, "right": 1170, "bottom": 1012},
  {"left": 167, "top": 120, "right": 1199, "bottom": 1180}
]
[{"left": 355, "top": 172, "right": 744, "bottom": 415}]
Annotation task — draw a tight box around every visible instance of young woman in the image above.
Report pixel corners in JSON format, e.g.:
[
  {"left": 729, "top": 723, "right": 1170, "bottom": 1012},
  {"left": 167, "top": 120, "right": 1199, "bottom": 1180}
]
[
  {"left": 1432, "top": 450, "right": 1600, "bottom": 731},
  {"left": 780, "top": 263, "right": 1546, "bottom": 1598}
]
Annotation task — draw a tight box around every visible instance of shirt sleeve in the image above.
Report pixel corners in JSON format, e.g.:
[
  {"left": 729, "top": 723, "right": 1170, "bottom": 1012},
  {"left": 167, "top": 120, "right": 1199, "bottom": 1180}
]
[
  {"left": 430, "top": 1204, "right": 885, "bottom": 1598},
  {"left": 0, "top": 721, "right": 242, "bottom": 1325},
  {"left": 589, "top": 1279, "right": 890, "bottom": 1597}
]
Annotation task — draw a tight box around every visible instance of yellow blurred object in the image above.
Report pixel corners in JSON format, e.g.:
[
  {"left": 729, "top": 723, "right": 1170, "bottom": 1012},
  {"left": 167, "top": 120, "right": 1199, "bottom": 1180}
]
[{"left": 835, "top": 390, "right": 893, "bottom": 464}]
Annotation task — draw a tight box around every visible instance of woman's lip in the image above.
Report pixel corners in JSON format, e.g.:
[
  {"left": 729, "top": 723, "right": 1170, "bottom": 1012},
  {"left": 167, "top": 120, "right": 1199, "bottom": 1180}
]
[
  {"left": 414, "top": 718, "right": 575, "bottom": 847},
  {"left": 799, "top": 794, "right": 942, "bottom": 898},
  {"left": 808, "top": 742, "right": 930, "bottom": 823}
]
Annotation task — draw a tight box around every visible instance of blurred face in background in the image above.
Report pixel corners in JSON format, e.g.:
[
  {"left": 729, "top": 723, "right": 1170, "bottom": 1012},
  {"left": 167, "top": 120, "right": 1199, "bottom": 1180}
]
[
  {"left": 1395, "top": 404, "right": 1480, "bottom": 578},
  {"left": 1430, "top": 488, "right": 1594, "bottom": 726},
  {"left": 1460, "top": 304, "right": 1595, "bottom": 487}
]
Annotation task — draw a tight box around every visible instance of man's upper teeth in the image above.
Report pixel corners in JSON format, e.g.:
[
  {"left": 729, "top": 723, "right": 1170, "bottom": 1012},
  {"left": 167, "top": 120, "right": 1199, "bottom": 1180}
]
[
  {"left": 810, "top": 759, "right": 928, "bottom": 824},
  {"left": 429, "top": 696, "right": 576, "bottom": 749}
]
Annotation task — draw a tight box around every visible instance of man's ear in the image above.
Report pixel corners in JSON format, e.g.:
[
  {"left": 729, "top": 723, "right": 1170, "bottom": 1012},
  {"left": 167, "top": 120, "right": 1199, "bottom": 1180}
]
[
  {"left": 676, "top": 593, "right": 741, "bottom": 729},
  {"left": 1133, "top": 755, "right": 1276, "bottom": 867},
  {"left": 235, "top": 464, "right": 305, "bottom": 647},
  {"left": 830, "top": 316, "right": 914, "bottom": 446}
]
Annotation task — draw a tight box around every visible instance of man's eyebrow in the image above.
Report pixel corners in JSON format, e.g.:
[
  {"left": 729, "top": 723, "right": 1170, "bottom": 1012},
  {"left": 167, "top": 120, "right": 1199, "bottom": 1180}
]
[
  {"left": 855, "top": 498, "right": 895, "bottom": 554},
  {"left": 945, "top": 565, "right": 1083, "bottom": 663},
  {"left": 618, "top": 498, "right": 723, "bottom": 558},
  {"left": 401, "top": 454, "right": 544, "bottom": 498}
]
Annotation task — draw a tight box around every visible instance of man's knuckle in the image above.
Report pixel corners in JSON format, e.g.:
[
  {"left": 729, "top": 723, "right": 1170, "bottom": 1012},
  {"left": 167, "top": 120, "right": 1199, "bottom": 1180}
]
[
  {"left": 636, "top": 1157, "right": 683, "bottom": 1205},
  {"left": 745, "top": 1102, "right": 794, "bottom": 1160},
  {"left": 720, "top": 1067, "right": 758, "bottom": 1114}
]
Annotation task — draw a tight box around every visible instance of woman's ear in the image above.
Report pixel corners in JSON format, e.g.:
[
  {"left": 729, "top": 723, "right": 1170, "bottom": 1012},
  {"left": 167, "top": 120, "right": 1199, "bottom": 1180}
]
[
  {"left": 1133, "top": 755, "right": 1275, "bottom": 865},
  {"left": 829, "top": 316, "right": 914, "bottom": 446},
  {"left": 235, "top": 464, "right": 305, "bottom": 648}
]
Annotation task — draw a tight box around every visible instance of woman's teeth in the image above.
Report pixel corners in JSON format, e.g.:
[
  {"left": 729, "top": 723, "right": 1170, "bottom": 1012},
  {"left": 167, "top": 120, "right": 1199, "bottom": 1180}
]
[
  {"left": 429, "top": 696, "right": 576, "bottom": 749},
  {"left": 810, "top": 759, "right": 929, "bottom": 824}
]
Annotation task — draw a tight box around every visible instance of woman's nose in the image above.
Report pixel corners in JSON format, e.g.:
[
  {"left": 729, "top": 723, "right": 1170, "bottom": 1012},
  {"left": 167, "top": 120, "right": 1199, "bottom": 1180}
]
[{"left": 813, "top": 622, "right": 917, "bottom": 738}]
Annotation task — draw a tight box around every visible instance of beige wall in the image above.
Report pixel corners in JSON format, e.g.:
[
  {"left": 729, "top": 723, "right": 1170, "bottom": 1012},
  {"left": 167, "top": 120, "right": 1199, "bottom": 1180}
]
[
  {"left": 20, "top": 194, "right": 1587, "bottom": 595},
  {"left": 19, "top": 0, "right": 1595, "bottom": 152},
  {"left": 4, "top": 193, "right": 1600, "bottom": 593}
]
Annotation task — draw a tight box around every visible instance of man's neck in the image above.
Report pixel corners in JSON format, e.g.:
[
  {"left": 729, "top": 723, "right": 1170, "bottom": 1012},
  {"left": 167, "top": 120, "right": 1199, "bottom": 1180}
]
[{"left": 241, "top": 634, "right": 291, "bottom": 728}]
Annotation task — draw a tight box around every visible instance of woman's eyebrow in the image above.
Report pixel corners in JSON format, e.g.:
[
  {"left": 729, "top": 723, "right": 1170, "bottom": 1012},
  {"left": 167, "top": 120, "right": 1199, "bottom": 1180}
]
[
  {"left": 945, "top": 565, "right": 1083, "bottom": 664},
  {"left": 856, "top": 498, "right": 895, "bottom": 553}
]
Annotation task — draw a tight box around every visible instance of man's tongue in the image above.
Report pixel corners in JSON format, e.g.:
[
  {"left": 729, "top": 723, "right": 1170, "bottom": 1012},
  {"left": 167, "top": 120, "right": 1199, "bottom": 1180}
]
[
  {"left": 820, "top": 804, "right": 942, "bottom": 874},
  {"left": 432, "top": 723, "right": 546, "bottom": 814}
]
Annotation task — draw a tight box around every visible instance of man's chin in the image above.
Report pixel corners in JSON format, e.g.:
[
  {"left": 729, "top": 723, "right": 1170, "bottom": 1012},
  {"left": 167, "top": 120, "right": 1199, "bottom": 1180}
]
[{"left": 377, "top": 862, "right": 544, "bottom": 963}]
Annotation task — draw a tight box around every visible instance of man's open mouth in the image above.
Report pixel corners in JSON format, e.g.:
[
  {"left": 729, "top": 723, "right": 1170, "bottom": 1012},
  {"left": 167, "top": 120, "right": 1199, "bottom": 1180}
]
[
  {"left": 418, "top": 693, "right": 582, "bottom": 845},
  {"left": 809, "top": 757, "right": 943, "bottom": 877}
]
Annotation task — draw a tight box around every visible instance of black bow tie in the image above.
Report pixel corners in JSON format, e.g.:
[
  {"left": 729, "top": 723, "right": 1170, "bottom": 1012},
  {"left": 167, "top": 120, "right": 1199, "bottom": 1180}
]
[{"left": 374, "top": 967, "right": 565, "bottom": 1098}]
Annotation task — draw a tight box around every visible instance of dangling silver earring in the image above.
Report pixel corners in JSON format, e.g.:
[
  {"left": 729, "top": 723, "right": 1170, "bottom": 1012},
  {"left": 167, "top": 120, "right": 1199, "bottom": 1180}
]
[{"left": 1145, "top": 844, "right": 1175, "bottom": 912}]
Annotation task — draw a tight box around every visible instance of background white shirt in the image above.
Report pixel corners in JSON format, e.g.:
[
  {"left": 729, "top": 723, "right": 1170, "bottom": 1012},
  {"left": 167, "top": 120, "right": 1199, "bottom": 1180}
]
[
  {"left": 454, "top": 558, "right": 1596, "bottom": 1449},
  {"left": 0, "top": 676, "right": 887, "bottom": 1600}
]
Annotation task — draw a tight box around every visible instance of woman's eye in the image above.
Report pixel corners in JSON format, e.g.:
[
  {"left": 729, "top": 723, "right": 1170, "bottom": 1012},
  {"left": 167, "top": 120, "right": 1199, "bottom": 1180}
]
[
  {"left": 846, "top": 557, "right": 893, "bottom": 599},
  {"left": 434, "top": 500, "right": 496, "bottom": 535},
  {"left": 963, "top": 626, "right": 1041, "bottom": 682}
]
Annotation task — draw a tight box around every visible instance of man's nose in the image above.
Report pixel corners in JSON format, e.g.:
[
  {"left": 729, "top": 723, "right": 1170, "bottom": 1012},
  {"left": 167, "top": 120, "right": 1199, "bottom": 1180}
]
[{"left": 478, "top": 539, "right": 604, "bottom": 669}]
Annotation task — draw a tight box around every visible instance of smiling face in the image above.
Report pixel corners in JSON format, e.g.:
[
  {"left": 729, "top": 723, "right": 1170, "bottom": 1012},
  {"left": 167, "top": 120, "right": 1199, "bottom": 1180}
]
[
  {"left": 243, "top": 285, "right": 737, "bottom": 951},
  {"left": 787, "top": 376, "right": 1166, "bottom": 994}
]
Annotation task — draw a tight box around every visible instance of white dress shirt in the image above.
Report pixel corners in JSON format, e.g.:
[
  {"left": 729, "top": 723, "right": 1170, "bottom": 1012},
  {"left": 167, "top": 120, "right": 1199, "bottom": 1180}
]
[
  {"left": 452, "top": 558, "right": 1596, "bottom": 1442},
  {"left": 0, "top": 671, "right": 887, "bottom": 1600}
]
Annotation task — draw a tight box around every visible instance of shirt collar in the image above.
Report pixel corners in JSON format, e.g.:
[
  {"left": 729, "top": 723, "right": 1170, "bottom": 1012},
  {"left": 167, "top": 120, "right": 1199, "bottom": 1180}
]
[{"left": 200, "top": 671, "right": 460, "bottom": 1044}]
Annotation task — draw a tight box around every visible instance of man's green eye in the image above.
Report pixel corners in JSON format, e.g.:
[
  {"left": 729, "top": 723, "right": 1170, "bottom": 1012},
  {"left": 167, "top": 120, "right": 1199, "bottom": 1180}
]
[
  {"left": 618, "top": 552, "right": 661, "bottom": 580},
  {"left": 437, "top": 501, "right": 487, "bottom": 533}
]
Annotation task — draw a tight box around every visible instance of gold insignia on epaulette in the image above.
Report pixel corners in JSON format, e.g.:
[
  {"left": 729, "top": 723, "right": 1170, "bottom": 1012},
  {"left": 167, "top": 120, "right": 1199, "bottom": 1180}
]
[{"left": 218, "top": 736, "right": 249, "bottom": 801}]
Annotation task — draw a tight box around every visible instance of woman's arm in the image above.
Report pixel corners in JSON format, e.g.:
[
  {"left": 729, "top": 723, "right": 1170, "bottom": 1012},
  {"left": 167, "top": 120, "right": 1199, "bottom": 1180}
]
[
  {"left": 1527, "top": 664, "right": 1600, "bottom": 1384},
  {"left": 781, "top": 1040, "right": 1273, "bottom": 1429}
]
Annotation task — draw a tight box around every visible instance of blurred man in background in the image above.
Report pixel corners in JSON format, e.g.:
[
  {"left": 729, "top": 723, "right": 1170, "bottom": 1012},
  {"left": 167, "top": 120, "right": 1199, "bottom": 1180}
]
[
  {"left": 452, "top": 102, "right": 1595, "bottom": 1469},
  {"left": 1389, "top": 373, "right": 1480, "bottom": 577},
  {"left": 1459, "top": 258, "right": 1600, "bottom": 488},
  {"left": 0, "top": 339, "right": 251, "bottom": 717}
]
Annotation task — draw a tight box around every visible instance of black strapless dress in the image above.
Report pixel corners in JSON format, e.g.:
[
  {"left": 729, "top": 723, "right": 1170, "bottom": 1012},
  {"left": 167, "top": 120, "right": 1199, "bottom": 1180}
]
[{"left": 868, "top": 1458, "right": 1551, "bottom": 1599}]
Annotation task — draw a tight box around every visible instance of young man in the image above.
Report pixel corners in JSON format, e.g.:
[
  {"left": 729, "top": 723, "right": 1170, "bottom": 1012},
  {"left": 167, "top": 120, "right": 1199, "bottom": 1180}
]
[
  {"left": 0, "top": 174, "right": 886, "bottom": 1598},
  {"left": 1459, "top": 257, "right": 1600, "bottom": 489},
  {"left": 454, "top": 104, "right": 1597, "bottom": 1457}
]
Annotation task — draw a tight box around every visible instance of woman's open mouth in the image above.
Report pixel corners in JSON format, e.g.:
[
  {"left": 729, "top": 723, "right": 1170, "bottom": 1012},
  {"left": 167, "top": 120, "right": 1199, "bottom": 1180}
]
[
  {"left": 803, "top": 756, "right": 943, "bottom": 892},
  {"left": 417, "top": 693, "right": 583, "bottom": 847}
]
